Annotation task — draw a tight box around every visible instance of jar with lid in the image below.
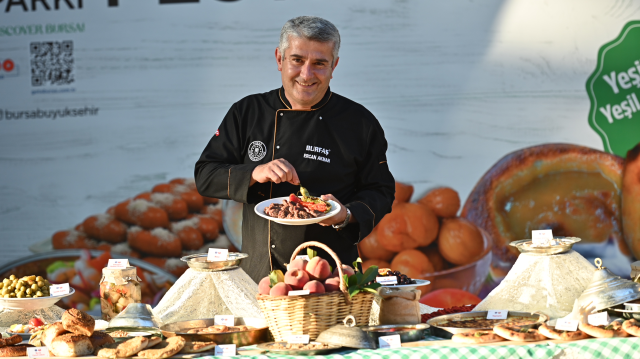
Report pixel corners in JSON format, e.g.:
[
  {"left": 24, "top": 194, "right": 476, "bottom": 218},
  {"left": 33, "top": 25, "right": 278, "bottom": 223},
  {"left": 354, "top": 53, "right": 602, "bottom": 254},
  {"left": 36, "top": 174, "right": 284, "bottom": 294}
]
[{"left": 99, "top": 267, "right": 142, "bottom": 321}]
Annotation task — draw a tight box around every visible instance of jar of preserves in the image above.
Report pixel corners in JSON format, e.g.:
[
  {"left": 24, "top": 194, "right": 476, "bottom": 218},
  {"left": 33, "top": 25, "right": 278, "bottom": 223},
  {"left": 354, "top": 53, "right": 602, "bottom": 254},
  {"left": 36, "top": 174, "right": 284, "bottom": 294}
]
[{"left": 99, "top": 266, "right": 142, "bottom": 321}]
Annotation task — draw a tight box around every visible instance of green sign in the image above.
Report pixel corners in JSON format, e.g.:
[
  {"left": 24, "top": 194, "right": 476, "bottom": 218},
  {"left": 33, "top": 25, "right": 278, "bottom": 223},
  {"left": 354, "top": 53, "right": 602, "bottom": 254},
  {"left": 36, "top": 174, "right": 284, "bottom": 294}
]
[{"left": 587, "top": 21, "right": 640, "bottom": 157}]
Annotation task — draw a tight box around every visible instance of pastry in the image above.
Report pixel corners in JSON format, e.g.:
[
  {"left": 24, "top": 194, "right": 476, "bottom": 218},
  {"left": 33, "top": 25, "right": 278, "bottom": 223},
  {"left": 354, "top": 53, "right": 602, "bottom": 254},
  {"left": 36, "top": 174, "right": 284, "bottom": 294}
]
[
  {"left": 89, "top": 331, "right": 115, "bottom": 349},
  {"left": 145, "top": 336, "right": 162, "bottom": 348},
  {"left": 95, "top": 336, "right": 149, "bottom": 358},
  {"left": 0, "top": 344, "right": 34, "bottom": 357},
  {"left": 179, "top": 341, "right": 217, "bottom": 354},
  {"left": 138, "top": 336, "right": 186, "bottom": 359},
  {"left": 42, "top": 322, "right": 69, "bottom": 347},
  {"left": 62, "top": 308, "right": 95, "bottom": 336},
  {"left": 623, "top": 143, "right": 640, "bottom": 258},
  {"left": 202, "top": 325, "right": 228, "bottom": 333},
  {"left": 622, "top": 318, "right": 640, "bottom": 337},
  {"left": 49, "top": 333, "right": 94, "bottom": 357},
  {"left": 127, "top": 227, "right": 182, "bottom": 257},
  {"left": 579, "top": 321, "right": 628, "bottom": 338},
  {"left": 0, "top": 334, "right": 22, "bottom": 347},
  {"left": 452, "top": 330, "right": 506, "bottom": 344},
  {"left": 538, "top": 323, "right": 589, "bottom": 341},
  {"left": 493, "top": 324, "right": 546, "bottom": 342}
]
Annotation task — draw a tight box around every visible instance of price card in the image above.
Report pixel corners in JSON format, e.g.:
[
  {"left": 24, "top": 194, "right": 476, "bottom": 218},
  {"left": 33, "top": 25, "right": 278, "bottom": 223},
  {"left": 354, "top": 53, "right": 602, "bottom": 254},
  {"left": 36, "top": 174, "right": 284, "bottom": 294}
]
[
  {"left": 49, "top": 283, "right": 70, "bottom": 296},
  {"left": 287, "top": 334, "right": 310, "bottom": 344},
  {"left": 296, "top": 255, "right": 310, "bottom": 261},
  {"left": 288, "top": 290, "right": 310, "bottom": 296},
  {"left": 107, "top": 259, "right": 130, "bottom": 269},
  {"left": 487, "top": 310, "right": 508, "bottom": 320},
  {"left": 588, "top": 312, "right": 610, "bottom": 326},
  {"left": 376, "top": 276, "right": 398, "bottom": 285},
  {"left": 532, "top": 230, "right": 553, "bottom": 245},
  {"left": 27, "top": 347, "right": 50, "bottom": 358},
  {"left": 555, "top": 318, "right": 579, "bottom": 332},
  {"left": 215, "top": 344, "right": 236, "bottom": 356},
  {"left": 214, "top": 315, "right": 234, "bottom": 326},
  {"left": 378, "top": 334, "right": 401, "bottom": 349},
  {"left": 207, "top": 248, "right": 229, "bottom": 261}
]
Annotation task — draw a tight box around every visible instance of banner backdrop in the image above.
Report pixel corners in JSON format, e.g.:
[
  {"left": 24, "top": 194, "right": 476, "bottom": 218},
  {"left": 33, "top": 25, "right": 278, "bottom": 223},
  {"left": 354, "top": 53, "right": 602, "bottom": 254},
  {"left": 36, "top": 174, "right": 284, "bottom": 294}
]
[{"left": 1, "top": 1, "right": 640, "bottom": 294}]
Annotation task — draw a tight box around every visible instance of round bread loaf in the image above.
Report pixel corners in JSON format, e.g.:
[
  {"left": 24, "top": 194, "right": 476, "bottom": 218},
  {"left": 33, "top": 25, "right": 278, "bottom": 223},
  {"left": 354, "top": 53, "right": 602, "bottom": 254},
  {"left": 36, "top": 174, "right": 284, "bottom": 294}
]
[
  {"left": 62, "top": 308, "right": 95, "bottom": 336},
  {"left": 89, "top": 331, "right": 115, "bottom": 349},
  {"left": 42, "top": 322, "right": 69, "bottom": 347},
  {"left": 50, "top": 333, "right": 94, "bottom": 357},
  {"left": 0, "top": 344, "right": 34, "bottom": 357}
]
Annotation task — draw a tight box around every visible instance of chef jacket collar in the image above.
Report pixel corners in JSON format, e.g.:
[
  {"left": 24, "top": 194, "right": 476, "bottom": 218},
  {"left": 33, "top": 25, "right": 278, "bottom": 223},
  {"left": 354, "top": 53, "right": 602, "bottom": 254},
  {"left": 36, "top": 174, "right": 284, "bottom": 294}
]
[{"left": 278, "top": 86, "right": 332, "bottom": 110}]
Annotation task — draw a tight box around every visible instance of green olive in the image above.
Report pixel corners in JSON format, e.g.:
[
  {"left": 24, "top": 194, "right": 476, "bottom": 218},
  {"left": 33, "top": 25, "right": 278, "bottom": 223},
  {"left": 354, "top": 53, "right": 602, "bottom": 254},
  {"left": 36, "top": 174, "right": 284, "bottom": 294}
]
[
  {"left": 36, "top": 276, "right": 43, "bottom": 282},
  {"left": 26, "top": 288, "right": 32, "bottom": 295},
  {"left": 31, "top": 284, "right": 38, "bottom": 291},
  {"left": 35, "top": 291, "right": 43, "bottom": 297},
  {"left": 9, "top": 293, "right": 15, "bottom": 298},
  {"left": 27, "top": 280, "right": 34, "bottom": 286},
  {"left": 1, "top": 289, "right": 8, "bottom": 295},
  {"left": 16, "top": 292, "right": 24, "bottom": 298},
  {"left": 2, "top": 279, "right": 8, "bottom": 285},
  {"left": 9, "top": 275, "right": 16, "bottom": 280},
  {"left": 3, "top": 294, "right": 9, "bottom": 298},
  {"left": 25, "top": 294, "right": 32, "bottom": 298},
  {"left": 16, "top": 284, "right": 23, "bottom": 291},
  {"left": 37, "top": 281, "right": 44, "bottom": 287}
]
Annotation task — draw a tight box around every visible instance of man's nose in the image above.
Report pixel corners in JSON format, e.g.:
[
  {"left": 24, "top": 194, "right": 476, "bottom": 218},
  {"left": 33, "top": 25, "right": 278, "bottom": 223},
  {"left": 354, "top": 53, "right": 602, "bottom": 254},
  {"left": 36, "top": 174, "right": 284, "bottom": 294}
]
[{"left": 300, "top": 62, "right": 313, "bottom": 80}]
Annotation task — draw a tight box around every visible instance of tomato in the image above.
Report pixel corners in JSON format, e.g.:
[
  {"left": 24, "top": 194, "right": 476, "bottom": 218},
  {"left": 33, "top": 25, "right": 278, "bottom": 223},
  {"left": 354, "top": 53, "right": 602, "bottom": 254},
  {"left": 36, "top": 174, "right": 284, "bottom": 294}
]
[
  {"left": 301, "top": 202, "right": 327, "bottom": 212},
  {"left": 29, "top": 318, "right": 44, "bottom": 327},
  {"left": 289, "top": 194, "right": 301, "bottom": 203},
  {"left": 419, "top": 288, "right": 481, "bottom": 308}
]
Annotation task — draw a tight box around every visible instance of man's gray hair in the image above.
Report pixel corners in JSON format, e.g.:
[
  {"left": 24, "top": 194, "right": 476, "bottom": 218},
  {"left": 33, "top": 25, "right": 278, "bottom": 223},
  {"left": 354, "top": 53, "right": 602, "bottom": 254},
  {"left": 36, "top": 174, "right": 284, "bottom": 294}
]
[{"left": 279, "top": 16, "right": 341, "bottom": 64}]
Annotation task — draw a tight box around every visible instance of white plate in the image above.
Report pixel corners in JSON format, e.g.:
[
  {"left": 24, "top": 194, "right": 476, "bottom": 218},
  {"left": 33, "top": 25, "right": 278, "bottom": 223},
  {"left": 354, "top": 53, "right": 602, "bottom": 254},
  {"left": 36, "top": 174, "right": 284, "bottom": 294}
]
[
  {"left": 255, "top": 197, "right": 340, "bottom": 226},
  {"left": 0, "top": 288, "right": 75, "bottom": 311},
  {"left": 378, "top": 279, "right": 431, "bottom": 290}
]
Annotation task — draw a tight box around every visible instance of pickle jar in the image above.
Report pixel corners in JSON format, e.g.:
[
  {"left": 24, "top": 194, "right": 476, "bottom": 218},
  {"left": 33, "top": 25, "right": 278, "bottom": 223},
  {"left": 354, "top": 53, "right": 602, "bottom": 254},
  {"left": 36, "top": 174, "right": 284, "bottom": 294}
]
[{"left": 99, "top": 267, "right": 142, "bottom": 321}]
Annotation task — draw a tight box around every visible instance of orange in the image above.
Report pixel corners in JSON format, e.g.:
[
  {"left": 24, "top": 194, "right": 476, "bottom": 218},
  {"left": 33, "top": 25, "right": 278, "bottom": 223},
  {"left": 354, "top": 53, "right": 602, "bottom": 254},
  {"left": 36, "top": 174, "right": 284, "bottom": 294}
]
[
  {"left": 393, "top": 181, "right": 414, "bottom": 205},
  {"left": 378, "top": 203, "right": 439, "bottom": 251},
  {"left": 419, "top": 244, "right": 450, "bottom": 272},
  {"left": 419, "top": 288, "right": 481, "bottom": 308},
  {"left": 417, "top": 187, "right": 460, "bottom": 218},
  {"left": 358, "top": 227, "right": 396, "bottom": 260},
  {"left": 438, "top": 218, "right": 484, "bottom": 265}
]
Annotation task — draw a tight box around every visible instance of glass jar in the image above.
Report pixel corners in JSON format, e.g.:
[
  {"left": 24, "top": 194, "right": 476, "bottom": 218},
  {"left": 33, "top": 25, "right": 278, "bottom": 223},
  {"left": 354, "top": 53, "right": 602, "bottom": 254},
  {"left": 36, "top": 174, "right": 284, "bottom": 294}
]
[{"left": 99, "top": 267, "right": 142, "bottom": 321}]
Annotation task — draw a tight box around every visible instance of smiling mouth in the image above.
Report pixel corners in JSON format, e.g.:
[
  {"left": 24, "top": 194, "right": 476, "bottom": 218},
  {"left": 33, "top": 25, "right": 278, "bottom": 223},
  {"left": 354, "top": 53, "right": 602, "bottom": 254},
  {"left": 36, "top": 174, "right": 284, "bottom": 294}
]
[{"left": 295, "top": 81, "right": 317, "bottom": 88}]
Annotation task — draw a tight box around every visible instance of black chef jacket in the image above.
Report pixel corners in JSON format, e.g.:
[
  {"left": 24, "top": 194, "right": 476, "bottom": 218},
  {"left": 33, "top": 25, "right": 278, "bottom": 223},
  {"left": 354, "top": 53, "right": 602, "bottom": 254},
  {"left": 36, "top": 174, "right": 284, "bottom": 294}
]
[{"left": 195, "top": 87, "right": 395, "bottom": 283}]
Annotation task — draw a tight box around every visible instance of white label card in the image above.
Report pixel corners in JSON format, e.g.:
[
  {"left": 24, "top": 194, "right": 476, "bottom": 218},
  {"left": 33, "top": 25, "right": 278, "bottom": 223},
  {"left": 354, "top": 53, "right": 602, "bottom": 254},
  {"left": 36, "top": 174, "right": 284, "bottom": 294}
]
[
  {"left": 208, "top": 248, "right": 229, "bottom": 261},
  {"left": 215, "top": 344, "right": 236, "bottom": 356},
  {"left": 49, "top": 283, "right": 70, "bottom": 296},
  {"left": 588, "top": 312, "right": 610, "bottom": 326},
  {"left": 378, "top": 334, "right": 401, "bottom": 349},
  {"left": 27, "top": 347, "right": 50, "bottom": 358},
  {"left": 295, "top": 255, "right": 310, "bottom": 261},
  {"left": 107, "top": 259, "right": 130, "bottom": 269},
  {"left": 487, "top": 310, "right": 508, "bottom": 320},
  {"left": 555, "top": 318, "right": 579, "bottom": 332},
  {"left": 287, "top": 334, "right": 310, "bottom": 344},
  {"left": 376, "top": 276, "right": 398, "bottom": 285},
  {"left": 214, "top": 315, "right": 234, "bottom": 326},
  {"left": 532, "top": 230, "right": 553, "bottom": 245},
  {"left": 288, "top": 290, "right": 310, "bottom": 296}
]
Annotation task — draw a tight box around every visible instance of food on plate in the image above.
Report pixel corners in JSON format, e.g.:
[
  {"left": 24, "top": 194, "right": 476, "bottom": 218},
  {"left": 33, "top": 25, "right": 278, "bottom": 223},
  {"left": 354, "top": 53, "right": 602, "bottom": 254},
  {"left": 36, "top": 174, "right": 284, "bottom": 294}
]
[
  {"left": 623, "top": 143, "right": 640, "bottom": 258},
  {"left": 8, "top": 318, "right": 46, "bottom": 335},
  {"left": 49, "top": 333, "right": 94, "bottom": 357},
  {"left": 1, "top": 274, "right": 50, "bottom": 298},
  {"left": 82, "top": 214, "right": 128, "bottom": 243},
  {"left": 52, "top": 229, "right": 98, "bottom": 250},
  {"left": 89, "top": 331, "right": 115, "bottom": 349},
  {"left": 419, "top": 288, "right": 481, "bottom": 308},
  {"left": 299, "top": 187, "right": 331, "bottom": 212},
  {"left": 127, "top": 227, "right": 182, "bottom": 257},
  {"left": 579, "top": 321, "right": 629, "bottom": 338},
  {"left": 0, "top": 344, "right": 34, "bottom": 357},
  {"left": 437, "top": 218, "right": 485, "bottom": 266},
  {"left": 42, "top": 322, "right": 68, "bottom": 347},
  {"left": 622, "top": 318, "right": 640, "bottom": 337},
  {"left": 493, "top": 324, "right": 546, "bottom": 342},
  {"left": 108, "top": 330, "right": 129, "bottom": 338},
  {"left": 377, "top": 203, "right": 439, "bottom": 251},
  {"left": 270, "top": 342, "right": 333, "bottom": 350},
  {"left": 62, "top": 308, "right": 95, "bottom": 336},
  {"left": 376, "top": 268, "right": 416, "bottom": 285},
  {"left": 393, "top": 181, "right": 414, "bottom": 205},
  {"left": 263, "top": 187, "right": 332, "bottom": 219},
  {"left": 138, "top": 336, "right": 186, "bottom": 359},
  {"left": 0, "top": 334, "right": 22, "bottom": 347},
  {"left": 451, "top": 330, "right": 506, "bottom": 344},
  {"left": 179, "top": 341, "right": 217, "bottom": 354},
  {"left": 461, "top": 143, "right": 626, "bottom": 269},
  {"left": 538, "top": 323, "right": 589, "bottom": 341},
  {"left": 421, "top": 305, "right": 475, "bottom": 323},
  {"left": 433, "top": 316, "right": 535, "bottom": 329},
  {"left": 417, "top": 187, "right": 461, "bottom": 218},
  {"left": 95, "top": 336, "right": 149, "bottom": 358}
]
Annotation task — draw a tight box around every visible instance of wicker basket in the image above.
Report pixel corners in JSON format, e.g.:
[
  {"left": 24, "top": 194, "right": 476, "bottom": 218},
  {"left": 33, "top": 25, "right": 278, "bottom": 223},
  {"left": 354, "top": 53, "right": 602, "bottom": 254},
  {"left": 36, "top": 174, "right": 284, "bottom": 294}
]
[{"left": 256, "top": 241, "right": 374, "bottom": 341}]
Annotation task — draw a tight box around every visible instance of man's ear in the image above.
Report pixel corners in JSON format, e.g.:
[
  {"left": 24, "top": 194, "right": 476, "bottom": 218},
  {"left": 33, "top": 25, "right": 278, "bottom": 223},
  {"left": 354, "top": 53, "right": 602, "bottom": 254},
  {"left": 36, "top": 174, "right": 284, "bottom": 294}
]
[
  {"left": 275, "top": 47, "right": 283, "bottom": 71},
  {"left": 331, "top": 56, "right": 339, "bottom": 79}
]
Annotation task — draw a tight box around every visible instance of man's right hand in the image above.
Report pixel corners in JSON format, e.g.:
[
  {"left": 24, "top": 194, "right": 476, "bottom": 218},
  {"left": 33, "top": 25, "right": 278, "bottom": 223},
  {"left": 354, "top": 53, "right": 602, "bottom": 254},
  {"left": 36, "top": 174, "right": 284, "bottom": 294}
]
[{"left": 250, "top": 159, "right": 300, "bottom": 186}]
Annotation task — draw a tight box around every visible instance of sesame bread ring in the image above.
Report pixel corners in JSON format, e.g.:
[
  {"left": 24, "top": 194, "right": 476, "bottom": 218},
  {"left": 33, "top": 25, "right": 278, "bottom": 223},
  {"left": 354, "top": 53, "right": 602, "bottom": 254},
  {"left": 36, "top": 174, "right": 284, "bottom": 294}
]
[
  {"left": 0, "top": 344, "right": 34, "bottom": 357},
  {"left": 622, "top": 319, "right": 640, "bottom": 337},
  {"left": 89, "top": 331, "right": 115, "bottom": 349},
  {"left": 0, "top": 334, "right": 23, "bottom": 347}
]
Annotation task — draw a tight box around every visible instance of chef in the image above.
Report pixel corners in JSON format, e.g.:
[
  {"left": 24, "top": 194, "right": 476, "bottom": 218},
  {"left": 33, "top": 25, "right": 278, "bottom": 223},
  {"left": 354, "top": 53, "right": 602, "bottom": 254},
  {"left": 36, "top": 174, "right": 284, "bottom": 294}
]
[{"left": 195, "top": 16, "right": 395, "bottom": 283}]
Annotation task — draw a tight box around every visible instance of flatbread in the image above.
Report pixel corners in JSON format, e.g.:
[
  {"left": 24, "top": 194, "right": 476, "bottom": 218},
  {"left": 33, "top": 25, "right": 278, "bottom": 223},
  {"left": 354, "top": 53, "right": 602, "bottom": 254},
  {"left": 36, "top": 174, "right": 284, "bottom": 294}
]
[
  {"left": 579, "top": 321, "right": 628, "bottom": 338},
  {"left": 95, "top": 336, "right": 149, "bottom": 358},
  {"left": 138, "top": 336, "right": 186, "bottom": 359},
  {"left": 0, "top": 334, "right": 22, "bottom": 347},
  {"left": 493, "top": 324, "right": 546, "bottom": 342},
  {"left": 452, "top": 330, "right": 506, "bottom": 344},
  {"left": 623, "top": 319, "right": 640, "bottom": 337},
  {"left": 0, "top": 344, "right": 34, "bottom": 357},
  {"left": 538, "top": 323, "right": 589, "bottom": 341},
  {"left": 179, "top": 341, "right": 217, "bottom": 354}
]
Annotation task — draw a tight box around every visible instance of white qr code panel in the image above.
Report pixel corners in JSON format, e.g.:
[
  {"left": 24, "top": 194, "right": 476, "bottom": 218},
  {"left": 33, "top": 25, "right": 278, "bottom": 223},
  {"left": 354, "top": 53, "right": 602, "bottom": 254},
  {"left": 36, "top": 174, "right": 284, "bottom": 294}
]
[{"left": 30, "top": 41, "right": 74, "bottom": 86}]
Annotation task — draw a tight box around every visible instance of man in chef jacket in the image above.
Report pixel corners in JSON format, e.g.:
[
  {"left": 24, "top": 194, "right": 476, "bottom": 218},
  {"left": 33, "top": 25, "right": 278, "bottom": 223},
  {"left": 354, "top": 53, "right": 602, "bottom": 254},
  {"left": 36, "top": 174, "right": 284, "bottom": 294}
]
[{"left": 195, "top": 16, "right": 395, "bottom": 283}]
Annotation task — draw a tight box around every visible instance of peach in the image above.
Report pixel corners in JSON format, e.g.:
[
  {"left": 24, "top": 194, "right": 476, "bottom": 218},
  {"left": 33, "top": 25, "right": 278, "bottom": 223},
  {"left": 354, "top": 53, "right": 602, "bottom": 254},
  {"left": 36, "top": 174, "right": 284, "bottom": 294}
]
[
  {"left": 324, "top": 277, "right": 342, "bottom": 292},
  {"left": 303, "top": 280, "right": 325, "bottom": 294},
  {"left": 332, "top": 264, "right": 355, "bottom": 278},
  {"left": 287, "top": 258, "right": 308, "bottom": 272},
  {"left": 258, "top": 277, "right": 271, "bottom": 295},
  {"left": 306, "top": 257, "right": 332, "bottom": 281},
  {"left": 284, "top": 268, "right": 309, "bottom": 290},
  {"left": 269, "top": 282, "right": 291, "bottom": 296}
]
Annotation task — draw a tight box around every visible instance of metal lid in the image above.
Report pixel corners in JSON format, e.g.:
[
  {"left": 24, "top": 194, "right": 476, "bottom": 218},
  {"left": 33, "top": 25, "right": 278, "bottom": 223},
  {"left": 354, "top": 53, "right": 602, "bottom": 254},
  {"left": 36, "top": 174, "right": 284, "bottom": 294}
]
[
  {"left": 315, "top": 316, "right": 376, "bottom": 349},
  {"left": 576, "top": 258, "right": 640, "bottom": 311},
  {"left": 108, "top": 303, "right": 164, "bottom": 329}
]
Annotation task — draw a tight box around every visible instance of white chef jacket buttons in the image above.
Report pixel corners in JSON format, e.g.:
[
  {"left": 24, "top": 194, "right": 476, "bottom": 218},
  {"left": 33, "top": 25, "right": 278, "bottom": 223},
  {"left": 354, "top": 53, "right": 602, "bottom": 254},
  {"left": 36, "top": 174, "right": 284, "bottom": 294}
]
[
  {"left": 319, "top": 116, "right": 323, "bottom": 120},
  {"left": 276, "top": 146, "right": 280, "bottom": 149},
  {"left": 271, "top": 244, "right": 276, "bottom": 248},
  {"left": 280, "top": 113, "right": 283, "bottom": 116}
]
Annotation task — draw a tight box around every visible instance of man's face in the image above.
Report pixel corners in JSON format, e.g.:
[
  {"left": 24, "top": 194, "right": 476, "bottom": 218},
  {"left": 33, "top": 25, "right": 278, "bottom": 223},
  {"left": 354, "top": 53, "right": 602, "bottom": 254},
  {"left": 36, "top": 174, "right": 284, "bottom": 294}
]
[{"left": 276, "top": 36, "right": 339, "bottom": 110}]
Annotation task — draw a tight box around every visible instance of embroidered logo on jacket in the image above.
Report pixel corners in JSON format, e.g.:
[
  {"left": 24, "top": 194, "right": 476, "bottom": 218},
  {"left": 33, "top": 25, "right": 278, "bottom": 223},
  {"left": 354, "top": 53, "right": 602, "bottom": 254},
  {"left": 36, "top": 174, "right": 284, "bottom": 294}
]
[
  {"left": 248, "top": 141, "right": 267, "bottom": 161},
  {"left": 304, "top": 145, "right": 331, "bottom": 163}
]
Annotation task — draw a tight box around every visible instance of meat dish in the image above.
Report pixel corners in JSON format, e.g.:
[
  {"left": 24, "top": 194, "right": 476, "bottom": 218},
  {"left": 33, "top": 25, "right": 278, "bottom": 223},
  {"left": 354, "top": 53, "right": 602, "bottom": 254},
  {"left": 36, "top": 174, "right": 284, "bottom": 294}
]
[{"left": 264, "top": 199, "right": 325, "bottom": 219}]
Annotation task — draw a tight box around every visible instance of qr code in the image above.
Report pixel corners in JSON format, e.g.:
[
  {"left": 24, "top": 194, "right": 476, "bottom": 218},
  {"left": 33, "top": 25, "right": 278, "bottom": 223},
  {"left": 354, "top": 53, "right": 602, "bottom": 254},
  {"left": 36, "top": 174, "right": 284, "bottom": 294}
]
[{"left": 30, "top": 41, "right": 74, "bottom": 86}]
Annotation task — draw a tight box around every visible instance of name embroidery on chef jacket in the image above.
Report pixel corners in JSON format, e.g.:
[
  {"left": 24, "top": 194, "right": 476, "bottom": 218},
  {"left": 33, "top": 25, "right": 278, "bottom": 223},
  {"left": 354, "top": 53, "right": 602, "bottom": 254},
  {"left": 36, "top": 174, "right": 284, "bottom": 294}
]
[{"left": 304, "top": 145, "right": 331, "bottom": 163}]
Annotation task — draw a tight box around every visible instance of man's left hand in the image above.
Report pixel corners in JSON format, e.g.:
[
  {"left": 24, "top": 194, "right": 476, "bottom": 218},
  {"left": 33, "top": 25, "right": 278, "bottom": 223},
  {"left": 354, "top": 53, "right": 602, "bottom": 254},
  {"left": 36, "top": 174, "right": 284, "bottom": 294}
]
[{"left": 318, "top": 194, "right": 352, "bottom": 226}]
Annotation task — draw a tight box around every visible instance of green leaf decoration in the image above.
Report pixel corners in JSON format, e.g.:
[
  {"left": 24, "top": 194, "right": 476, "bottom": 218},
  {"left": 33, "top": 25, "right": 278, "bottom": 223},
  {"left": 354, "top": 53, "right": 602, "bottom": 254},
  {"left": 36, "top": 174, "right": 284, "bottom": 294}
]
[
  {"left": 329, "top": 265, "right": 333, "bottom": 274},
  {"left": 353, "top": 257, "right": 363, "bottom": 271},
  {"left": 348, "top": 286, "right": 361, "bottom": 298},
  {"left": 368, "top": 282, "right": 381, "bottom": 290},
  {"left": 362, "top": 265, "right": 379, "bottom": 284},
  {"left": 362, "top": 287, "right": 379, "bottom": 295},
  {"left": 343, "top": 274, "right": 349, "bottom": 287},
  {"left": 268, "top": 270, "right": 284, "bottom": 288},
  {"left": 307, "top": 248, "right": 317, "bottom": 260}
]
